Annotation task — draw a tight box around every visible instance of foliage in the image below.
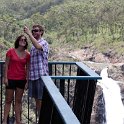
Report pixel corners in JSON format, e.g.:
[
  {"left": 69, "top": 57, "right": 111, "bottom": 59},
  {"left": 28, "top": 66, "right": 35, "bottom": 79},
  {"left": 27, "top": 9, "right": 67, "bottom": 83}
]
[{"left": 0, "top": 0, "right": 124, "bottom": 60}]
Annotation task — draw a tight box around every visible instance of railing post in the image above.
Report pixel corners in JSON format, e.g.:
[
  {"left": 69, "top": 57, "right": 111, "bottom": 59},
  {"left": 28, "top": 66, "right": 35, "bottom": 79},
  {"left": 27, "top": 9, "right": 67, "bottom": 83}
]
[
  {"left": 48, "top": 64, "right": 52, "bottom": 75},
  {"left": 51, "top": 107, "right": 63, "bottom": 124},
  {"left": 39, "top": 88, "right": 54, "bottom": 124},
  {"left": 83, "top": 80, "right": 97, "bottom": 124},
  {"left": 73, "top": 68, "right": 97, "bottom": 124},
  {"left": 60, "top": 79, "right": 65, "bottom": 97}
]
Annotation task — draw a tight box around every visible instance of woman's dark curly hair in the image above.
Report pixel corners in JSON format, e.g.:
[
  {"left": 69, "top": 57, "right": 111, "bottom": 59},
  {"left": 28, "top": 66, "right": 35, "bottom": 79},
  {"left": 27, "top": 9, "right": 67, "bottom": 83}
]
[{"left": 14, "top": 35, "right": 28, "bottom": 50}]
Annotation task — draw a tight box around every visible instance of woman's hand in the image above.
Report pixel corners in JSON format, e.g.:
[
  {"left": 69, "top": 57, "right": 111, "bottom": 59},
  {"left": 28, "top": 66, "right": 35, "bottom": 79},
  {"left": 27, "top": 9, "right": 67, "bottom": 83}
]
[
  {"left": 4, "top": 77, "right": 8, "bottom": 86},
  {"left": 25, "top": 81, "right": 28, "bottom": 90}
]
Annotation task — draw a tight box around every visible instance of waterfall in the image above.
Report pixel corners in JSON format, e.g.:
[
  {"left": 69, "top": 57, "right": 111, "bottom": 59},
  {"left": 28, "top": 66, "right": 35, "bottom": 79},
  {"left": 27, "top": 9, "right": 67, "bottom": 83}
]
[{"left": 97, "top": 68, "right": 124, "bottom": 124}]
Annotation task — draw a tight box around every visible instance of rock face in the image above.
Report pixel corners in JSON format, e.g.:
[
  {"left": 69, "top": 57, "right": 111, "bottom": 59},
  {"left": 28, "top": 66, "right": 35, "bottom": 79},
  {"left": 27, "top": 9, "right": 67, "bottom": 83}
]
[
  {"left": 83, "top": 61, "right": 124, "bottom": 82},
  {"left": 50, "top": 47, "right": 124, "bottom": 81},
  {"left": 68, "top": 46, "right": 124, "bottom": 63},
  {"left": 49, "top": 47, "right": 124, "bottom": 124},
  {"left": 89, "top": 66, "right": 124, "bottom": 124},
  {"left": 90, "top": 85, "right": 106, "bottom": 124}
]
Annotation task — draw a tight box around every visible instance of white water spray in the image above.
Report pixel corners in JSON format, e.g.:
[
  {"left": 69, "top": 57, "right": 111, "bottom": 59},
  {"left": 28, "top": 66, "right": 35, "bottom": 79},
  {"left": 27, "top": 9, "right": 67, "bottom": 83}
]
[{"left": 98, "top": 68, "right": 124, "bottom": 124}]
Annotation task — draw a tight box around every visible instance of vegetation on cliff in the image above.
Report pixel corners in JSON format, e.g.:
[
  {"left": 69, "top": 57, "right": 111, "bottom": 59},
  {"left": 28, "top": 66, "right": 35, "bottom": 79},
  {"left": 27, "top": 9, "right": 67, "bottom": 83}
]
[{"left": 0, "top": 0, "right": 124, "bottom": 60}]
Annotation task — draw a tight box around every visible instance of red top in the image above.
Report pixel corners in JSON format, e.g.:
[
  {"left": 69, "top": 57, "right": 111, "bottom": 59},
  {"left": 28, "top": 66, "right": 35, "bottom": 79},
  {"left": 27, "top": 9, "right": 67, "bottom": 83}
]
[{"left": 6, "top": 48, "right": 30, "bottom": 80}]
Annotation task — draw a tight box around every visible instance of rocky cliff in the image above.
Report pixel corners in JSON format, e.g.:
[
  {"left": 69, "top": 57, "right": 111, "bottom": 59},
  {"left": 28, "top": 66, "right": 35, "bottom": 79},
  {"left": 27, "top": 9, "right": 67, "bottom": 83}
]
[{"left": 50, "top": 46, "right": 124, "bottom": 123}]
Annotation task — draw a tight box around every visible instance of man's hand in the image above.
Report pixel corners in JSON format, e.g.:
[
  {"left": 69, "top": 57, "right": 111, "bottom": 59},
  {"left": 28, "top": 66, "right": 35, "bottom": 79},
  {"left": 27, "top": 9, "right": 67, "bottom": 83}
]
[{"left": 24, "top": 26, "right": 32, "bottom": 36}]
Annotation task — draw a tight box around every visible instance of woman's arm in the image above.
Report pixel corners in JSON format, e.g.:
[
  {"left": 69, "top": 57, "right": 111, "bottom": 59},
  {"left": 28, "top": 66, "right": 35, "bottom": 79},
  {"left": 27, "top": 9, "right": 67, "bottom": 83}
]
[
  {"left": 4, "top": 56, "right": 10, "bottom": 86},
  {"left": 25, "top": 56, "right": 30, "bottom": 89},
  {"left": 26, "top": 61, "right": 29, "bottom": 80}
]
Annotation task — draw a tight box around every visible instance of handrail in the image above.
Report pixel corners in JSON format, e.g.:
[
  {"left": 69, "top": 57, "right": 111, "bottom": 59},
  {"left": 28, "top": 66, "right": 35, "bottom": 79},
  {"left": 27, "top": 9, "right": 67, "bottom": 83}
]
[
  {"left": 76, "top": 62, "right": 99, "bottom": 77},
  {"left": 41, "top": 76, "right": 81, "bottom": 124},
  {"left": 50, "top": 76, "right": 101, "bottom": 80},
  {"left": 48, "top": 61, "right": 101, "bottom": 78},
  {"left": 0, "top": 61, "right": 4, "bottom": 63},
  {"left": 48, "top": 61, "right": 76, "bottom": 64},
  {"left": 48, "top": 61, "right": 100, "bottom": 77}
]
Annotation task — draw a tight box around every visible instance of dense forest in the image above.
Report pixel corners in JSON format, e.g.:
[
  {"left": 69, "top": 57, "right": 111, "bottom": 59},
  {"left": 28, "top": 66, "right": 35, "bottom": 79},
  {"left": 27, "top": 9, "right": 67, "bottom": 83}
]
[{"left": 0, "top": 0, "right": 124, "bottom": 60}]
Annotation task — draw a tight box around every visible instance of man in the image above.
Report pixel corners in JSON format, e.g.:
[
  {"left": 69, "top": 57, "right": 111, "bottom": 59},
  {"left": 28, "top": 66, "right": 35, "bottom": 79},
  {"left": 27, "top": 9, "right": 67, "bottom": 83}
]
[{"left": 24, "top": 24, "right": 49, "bottom": 120}]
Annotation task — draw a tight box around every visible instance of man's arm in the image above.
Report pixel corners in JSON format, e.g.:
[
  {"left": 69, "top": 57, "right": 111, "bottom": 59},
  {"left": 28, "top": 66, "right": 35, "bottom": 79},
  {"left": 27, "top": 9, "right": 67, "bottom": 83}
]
[{"left": 24, "top": 26, "right": 43, "bottom": 50}]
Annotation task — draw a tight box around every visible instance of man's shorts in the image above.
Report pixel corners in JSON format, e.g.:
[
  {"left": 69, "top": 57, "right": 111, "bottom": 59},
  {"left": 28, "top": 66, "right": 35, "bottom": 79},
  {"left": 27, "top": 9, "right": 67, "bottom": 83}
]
[
  {"left": 28, "top": 78, "right": 44, "bottom": 100},
  {"left": 6, "top": 79, "right": 26, "bottom": 90}
]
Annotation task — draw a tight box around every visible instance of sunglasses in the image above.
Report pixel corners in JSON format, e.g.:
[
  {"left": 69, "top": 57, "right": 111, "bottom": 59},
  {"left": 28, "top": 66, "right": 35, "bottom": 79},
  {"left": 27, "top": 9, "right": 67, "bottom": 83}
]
[
  {"left": 20, "top": 38, "right": 26, "bottom": 42},
  {"left": 32, "top": 29, "right": 41, "bottom": 33}
]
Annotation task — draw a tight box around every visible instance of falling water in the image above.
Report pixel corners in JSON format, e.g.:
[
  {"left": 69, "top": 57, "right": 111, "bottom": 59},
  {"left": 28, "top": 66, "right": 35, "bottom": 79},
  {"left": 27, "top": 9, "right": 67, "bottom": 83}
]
[{"left": 98, "top": 68, "right": 124, "bottom": 124}]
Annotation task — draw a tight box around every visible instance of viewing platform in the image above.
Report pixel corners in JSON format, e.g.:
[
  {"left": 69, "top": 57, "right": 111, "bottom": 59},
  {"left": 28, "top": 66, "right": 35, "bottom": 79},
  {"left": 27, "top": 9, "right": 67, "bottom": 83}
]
[{"left": 0, "top": 61, "right": 102, "bottom": 124}]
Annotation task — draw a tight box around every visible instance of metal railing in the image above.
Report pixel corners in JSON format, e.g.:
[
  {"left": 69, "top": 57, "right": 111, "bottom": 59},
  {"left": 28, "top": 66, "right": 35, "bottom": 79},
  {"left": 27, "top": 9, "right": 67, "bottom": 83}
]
[
  {"left": 40, "top": 76, "right": 80, "bottom": 124},
  {"left": 0, "top": 61, "right": 102, "bottom": 124},
  {"left": 40, "top": 62, "right": 101, "bottom": 124}
]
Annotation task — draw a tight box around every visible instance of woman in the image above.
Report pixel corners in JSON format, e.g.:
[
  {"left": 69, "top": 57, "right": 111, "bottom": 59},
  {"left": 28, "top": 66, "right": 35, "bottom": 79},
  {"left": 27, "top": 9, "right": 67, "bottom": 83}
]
[{"left": 2, "top": 35, "right": 30, "bottom": 124}]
